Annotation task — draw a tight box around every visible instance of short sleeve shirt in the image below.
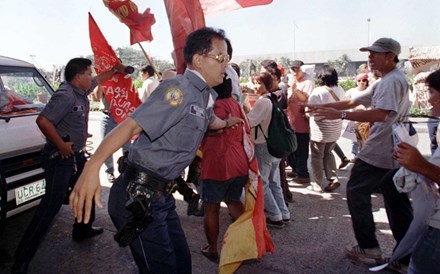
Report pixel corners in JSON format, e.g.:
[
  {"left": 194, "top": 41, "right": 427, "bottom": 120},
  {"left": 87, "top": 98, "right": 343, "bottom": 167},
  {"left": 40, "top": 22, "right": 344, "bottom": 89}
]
[
  {"left": 247, "top": 95, "right": 273, "bottom": 144},
  {"left": 40, "top": 79, "right": 97, "bottom": 151},
  {"left": 128, "top": 70, "right": 217, "bottom": 180},
  {"left": 357, "top": 68, "right": 410, "bottom": 169}
]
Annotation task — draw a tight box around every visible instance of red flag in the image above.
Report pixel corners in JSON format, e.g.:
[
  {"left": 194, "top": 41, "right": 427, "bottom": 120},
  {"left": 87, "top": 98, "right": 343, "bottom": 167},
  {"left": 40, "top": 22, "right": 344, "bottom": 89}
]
[
  {"left": 201, "top": 0, "right": 273, "bottom": 15},
  {"left": 103, "top": 0, "right": 156, "bottom": 45},
  {"left": 163, "top": 0, "right": 206, "bottom": 74},
  {"left": 88, "top": 12, "right": 141, "bottom": 123},
  {"left": 164, "top": 0, "right": 272, "bottom": 73}
]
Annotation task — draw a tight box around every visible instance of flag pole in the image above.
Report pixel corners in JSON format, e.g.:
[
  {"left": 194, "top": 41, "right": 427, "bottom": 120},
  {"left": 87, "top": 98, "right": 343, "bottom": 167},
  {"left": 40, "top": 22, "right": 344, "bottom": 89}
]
[{"left": 131, "top": 30, "right": 160, "bottom": 79}]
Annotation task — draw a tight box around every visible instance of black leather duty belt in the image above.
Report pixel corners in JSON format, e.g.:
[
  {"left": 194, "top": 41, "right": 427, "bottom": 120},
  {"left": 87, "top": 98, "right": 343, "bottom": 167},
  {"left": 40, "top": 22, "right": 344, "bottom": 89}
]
[{"left": 124, "top": 165, "right": 178, "bottom": 195}]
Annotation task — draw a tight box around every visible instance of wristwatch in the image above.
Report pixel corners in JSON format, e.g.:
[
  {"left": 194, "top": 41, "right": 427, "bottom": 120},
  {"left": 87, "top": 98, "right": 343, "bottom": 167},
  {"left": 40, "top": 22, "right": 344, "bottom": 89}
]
[{"left": 341, "top": 111, "right": 347, "bottom": 120}]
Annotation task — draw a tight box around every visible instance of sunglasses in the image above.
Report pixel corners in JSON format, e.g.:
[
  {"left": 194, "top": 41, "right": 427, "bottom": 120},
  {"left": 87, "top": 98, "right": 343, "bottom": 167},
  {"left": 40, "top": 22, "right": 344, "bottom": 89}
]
[
  {"left": 357, "top": 79, "right": 368, "bottom": 83},
  {"left": 203, "top": 53, "right": 230, "bottom": 64}
]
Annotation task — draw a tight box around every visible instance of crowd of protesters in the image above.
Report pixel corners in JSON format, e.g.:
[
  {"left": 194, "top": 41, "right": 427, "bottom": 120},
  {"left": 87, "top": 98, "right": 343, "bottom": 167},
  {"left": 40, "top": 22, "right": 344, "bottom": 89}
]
[{"left": 10, "top": 28, "right": 440, "bottom": 274}]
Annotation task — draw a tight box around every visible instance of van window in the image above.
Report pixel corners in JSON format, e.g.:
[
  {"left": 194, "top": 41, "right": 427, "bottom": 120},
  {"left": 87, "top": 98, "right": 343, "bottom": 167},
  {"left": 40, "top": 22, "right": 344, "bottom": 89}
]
[{"left": 0, "top": 67, "right": 53, "bottom": 118}]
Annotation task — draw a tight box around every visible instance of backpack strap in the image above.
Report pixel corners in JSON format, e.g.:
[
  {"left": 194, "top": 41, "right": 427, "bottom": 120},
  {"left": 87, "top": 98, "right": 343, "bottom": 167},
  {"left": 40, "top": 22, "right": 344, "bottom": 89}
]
[{"left": 324, "top": 86, "right": 340, "bottom": 102}]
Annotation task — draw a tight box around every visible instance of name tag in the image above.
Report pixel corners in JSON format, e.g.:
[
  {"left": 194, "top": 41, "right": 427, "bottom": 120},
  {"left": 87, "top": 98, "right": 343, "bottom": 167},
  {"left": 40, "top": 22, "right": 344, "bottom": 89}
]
[{"left": 189, "top": 104, "right": 205, "bottom": 118}]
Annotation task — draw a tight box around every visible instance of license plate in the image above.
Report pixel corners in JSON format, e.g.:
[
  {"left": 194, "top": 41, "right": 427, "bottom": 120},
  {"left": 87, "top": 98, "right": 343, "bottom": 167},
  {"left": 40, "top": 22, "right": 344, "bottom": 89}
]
[{"left": 15, "top": 179, "right": 46, "bottom": 205}]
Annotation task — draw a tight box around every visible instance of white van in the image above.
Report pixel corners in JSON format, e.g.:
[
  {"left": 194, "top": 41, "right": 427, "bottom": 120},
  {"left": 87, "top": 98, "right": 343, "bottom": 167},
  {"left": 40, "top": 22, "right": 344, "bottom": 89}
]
[{"left": 0, "top": 56, "right": 53, "bottom": 232}]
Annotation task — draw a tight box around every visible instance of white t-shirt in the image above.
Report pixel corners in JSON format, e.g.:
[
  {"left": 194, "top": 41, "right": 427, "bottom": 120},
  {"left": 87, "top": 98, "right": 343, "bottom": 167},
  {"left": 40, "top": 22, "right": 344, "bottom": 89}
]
[
  {"left": 138, "top": 77, "right": 159, "bottom": 102},
  {"left": 308, "top": 85, "right": 346, "bottom": 142},
  {"left": 247, "top": 95, "right": 272, "bottom": 144}
]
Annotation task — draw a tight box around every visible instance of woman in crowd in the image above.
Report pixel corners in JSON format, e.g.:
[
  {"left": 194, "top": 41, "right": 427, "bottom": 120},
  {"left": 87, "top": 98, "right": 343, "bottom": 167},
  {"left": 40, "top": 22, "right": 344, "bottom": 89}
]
[
  {"left": 307, "top": 65, "right": 346, "bottom": 192},
  {"left": 247, "top": 72, "right": 290, "bottom": 228},
  {"left": 199, "top": 73, "right": 249, "bottom": 262}
]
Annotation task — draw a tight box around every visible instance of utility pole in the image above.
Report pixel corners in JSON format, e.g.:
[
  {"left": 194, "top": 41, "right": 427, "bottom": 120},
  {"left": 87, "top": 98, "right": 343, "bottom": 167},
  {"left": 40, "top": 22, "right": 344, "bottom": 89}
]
[{"left": 367, "top": 18, "right": 371, "bottom": 45}]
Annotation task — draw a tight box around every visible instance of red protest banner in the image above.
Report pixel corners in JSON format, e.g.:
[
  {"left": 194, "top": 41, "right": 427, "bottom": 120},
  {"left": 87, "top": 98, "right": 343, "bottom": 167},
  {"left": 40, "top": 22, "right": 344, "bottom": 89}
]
[{"left": 88, "top": 12, "right": 141, "bottom": 123}]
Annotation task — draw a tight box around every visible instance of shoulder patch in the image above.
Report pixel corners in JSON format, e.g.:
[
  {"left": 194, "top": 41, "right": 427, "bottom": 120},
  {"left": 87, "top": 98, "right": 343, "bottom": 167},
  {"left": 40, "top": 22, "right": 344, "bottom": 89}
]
[{"left": 165, "top": 87, "right": 184, "bottom": 107}]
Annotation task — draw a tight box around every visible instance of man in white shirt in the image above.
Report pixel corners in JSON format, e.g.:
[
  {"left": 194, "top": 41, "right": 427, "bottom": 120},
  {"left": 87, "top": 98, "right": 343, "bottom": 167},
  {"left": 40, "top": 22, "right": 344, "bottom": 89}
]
[{"left": 138, "top": 65, "right": 159, "bottom": 102}]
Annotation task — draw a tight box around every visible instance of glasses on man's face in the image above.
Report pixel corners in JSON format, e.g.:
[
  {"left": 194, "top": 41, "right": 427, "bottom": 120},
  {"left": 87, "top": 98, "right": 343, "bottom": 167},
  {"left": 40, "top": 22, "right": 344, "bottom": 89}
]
[
  {"left": 357, "top": 79, "right": 368, "bottom": 83},
  {"left": 203, "top": 53, "right": 230, "bottom": 64}
]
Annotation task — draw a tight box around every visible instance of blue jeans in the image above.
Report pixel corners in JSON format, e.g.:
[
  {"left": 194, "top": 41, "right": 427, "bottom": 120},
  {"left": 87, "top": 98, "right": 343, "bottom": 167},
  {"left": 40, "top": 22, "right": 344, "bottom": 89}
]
[
  {"left": 255, "top": 143, "right": 290, "bottom": 221},
  {"left": 347, "top": 159, "right": 413, "bottom": 249},
  {"left": 409, "top": 226, "right": 440, "bottom": 274},
  {"left": 101, "top": 113, "right": 130, "bottom": 173},
  {"left": 14, "top": 150, "right": 95, "bottom": 265},
  {"left": 428, "top": 117, "right": 439, "bottom": 155},
  {"left": 108, "top": 174, "right": 191, "bottom": 274},
  {"left": 287, "top": 132, "right": 310, "bottom": 178}
]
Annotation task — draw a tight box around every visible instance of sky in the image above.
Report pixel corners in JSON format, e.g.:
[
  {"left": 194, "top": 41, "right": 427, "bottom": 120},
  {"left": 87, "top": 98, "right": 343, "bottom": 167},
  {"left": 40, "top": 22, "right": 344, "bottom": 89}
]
[{"left": 1, "top": 0, "right": 440, "bottom": 71}]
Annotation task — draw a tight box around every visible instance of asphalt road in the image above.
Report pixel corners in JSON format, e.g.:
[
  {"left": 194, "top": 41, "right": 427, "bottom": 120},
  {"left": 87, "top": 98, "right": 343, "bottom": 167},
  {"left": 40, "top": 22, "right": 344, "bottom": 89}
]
[{"left": 0, "top": 113, "right": 432, "bottom": 274}]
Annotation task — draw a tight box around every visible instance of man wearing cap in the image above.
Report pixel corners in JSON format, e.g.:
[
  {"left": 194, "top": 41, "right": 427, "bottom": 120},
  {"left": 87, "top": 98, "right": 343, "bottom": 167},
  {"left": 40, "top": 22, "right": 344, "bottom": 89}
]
[
  {"left": 286, "top": 60, "right": 314, "bottom": 184},
  {"left": 309, "top": 38, "right": 413, "bottom": 271}
]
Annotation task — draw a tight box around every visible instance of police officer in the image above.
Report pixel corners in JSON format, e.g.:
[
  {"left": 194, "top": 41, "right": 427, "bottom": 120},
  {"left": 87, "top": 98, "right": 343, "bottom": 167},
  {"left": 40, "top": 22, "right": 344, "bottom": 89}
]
[
  {"left": 70, "top": 28, "right": 242, "bottom": 274},
  {"left": 12, "top": 58, "right": 127, "bottom": 273}
]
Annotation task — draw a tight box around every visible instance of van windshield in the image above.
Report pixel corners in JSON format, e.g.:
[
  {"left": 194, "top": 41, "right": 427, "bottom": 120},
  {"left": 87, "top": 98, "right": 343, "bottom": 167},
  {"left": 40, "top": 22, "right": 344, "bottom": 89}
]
[{"left": 0, "top": 67, "right": 53, "bottom": 118}]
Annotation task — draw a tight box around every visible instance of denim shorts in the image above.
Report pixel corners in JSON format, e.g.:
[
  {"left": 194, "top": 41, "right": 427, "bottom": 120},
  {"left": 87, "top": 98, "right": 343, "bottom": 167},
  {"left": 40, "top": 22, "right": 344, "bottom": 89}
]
[{"left": 200, "top": 175, "right": 248, "bottom": 203}]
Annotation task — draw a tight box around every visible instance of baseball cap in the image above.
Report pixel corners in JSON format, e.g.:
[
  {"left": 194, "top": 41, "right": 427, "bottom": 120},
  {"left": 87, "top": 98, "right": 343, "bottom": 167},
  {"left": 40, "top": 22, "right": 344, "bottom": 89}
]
[
  {"left": 290, "top": 60, "right": 304, "bottom": 68},
  {"left": 360, "top": 38, "right": 401, "bottom": 55}
]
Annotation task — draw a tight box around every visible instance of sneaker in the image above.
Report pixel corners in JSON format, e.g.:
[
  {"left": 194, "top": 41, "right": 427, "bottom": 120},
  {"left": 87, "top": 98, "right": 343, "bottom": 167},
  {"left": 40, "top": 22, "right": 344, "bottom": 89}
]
[
  {"left": 339, "top": 157, "right": 351, "bottom": 169},
  {"left": 384, "top": 257, "right": 408, "bottom": 274},
  {"left": 282, "top": 218, "right": 291, "bottom": 224},
  {"left": 306, "top": 183, "right": 323, "bottom": 193},
  {"left": 345, "top": 245, "right": 383, "bottom": 263},
  {"left": 106, "top": 172, "right": 116, "bottom": 183},
  {"left": 266, "top": 218, "right": 285, "bottom": 228}
]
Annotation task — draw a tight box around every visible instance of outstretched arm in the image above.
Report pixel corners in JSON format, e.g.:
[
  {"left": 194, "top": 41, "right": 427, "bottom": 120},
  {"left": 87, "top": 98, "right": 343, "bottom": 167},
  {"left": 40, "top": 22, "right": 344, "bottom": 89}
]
[
  {"left": 69, "top": 117, "right": 142, "bottom": 223},
  {"left": 309, "top": 107, "right": 390, "bottom": 123}
]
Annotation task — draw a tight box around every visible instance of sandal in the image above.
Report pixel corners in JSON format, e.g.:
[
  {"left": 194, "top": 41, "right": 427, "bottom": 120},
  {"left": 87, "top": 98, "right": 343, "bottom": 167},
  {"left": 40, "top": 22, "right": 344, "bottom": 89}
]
[{"left": 201, "top": 245, "right": 219, "bottom": 263}]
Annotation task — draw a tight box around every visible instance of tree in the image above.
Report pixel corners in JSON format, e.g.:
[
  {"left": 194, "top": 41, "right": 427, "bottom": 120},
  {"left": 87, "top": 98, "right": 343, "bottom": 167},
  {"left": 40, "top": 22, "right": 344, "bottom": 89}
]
[{"left": 328, "top": 54, "right": 354, "bottom": 77}]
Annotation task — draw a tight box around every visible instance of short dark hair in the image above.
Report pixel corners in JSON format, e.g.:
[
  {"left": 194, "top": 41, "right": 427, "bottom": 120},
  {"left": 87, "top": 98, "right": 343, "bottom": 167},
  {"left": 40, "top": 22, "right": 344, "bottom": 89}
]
[
  {"left": 183, "top": 27, "right": 226, "bottom": 65},
  {"left": 260, "top": 59, "right": 281, "bottom": 80},
  {"left": 254, "top": 72, "right": 273, "bottom": 92},
  {"left": 226, "top": 38, "right": 233, "bottom": 59},
  {"left": 426, "top": 69, "right": 440, "bottom": 91},
  {"left": 141, "top": 65, "right": 155, "bottom": 77},
  {"left": 230, "top": 63, "right": 240, "bottom": 78},
  {"left": 316, "top": 64, "right": 338, "bottom": 86},
  {"left": 261, "top": 59, "right": 278, "bottom": 70},
  {"left": 65, "top": 58, "right": 92, "bottom": 82},
  {"left": 213, "top": 75, "right": 232, "bottom": 99}
]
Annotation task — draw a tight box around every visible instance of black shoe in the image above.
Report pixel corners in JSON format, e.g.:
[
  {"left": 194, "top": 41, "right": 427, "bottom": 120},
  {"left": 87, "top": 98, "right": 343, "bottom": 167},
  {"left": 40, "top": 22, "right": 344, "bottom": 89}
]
[
  {"left": 11, "top": 262, "right": 29, "bottom": 274},
  {"left": 72, "top": 226, "right": 104, "bottom": 242},
  {"left": 338, "top": 157, "right": 351, "bottom": 169},
  {"left": 187, "top": 194, "right": 203, "bottom": 216},
  {"left": 265, "top": 218, "right": 285, "bottom": 228}
]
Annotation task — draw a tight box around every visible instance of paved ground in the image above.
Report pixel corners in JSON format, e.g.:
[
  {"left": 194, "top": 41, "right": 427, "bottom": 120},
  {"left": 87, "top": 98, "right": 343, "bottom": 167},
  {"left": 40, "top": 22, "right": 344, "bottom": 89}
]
[{"left": 0, "top": 113, "right": 432, "bottom": 274}]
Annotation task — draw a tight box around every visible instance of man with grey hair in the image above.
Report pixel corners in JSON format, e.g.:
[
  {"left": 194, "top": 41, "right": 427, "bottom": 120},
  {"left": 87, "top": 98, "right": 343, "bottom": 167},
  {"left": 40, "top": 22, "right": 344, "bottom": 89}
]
[{"left": 309, "top": 38, "right": 413, "bottom": 272}]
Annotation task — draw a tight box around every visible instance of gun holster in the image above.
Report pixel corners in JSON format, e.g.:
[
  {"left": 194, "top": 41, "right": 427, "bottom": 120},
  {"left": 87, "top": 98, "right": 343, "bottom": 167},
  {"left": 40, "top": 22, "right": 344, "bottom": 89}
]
[{"left": 113, "top": 166, "right": 177, "bottom": 247}]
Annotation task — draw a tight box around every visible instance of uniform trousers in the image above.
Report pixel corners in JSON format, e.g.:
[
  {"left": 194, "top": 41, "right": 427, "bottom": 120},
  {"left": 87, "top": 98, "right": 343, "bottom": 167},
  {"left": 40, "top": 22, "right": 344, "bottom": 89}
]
[
  {"left": 14, "top": 151, "right": 95, "bottom": 266},
  {"left": 108, "top": 174, "right": 191, "bottom": 274}
]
